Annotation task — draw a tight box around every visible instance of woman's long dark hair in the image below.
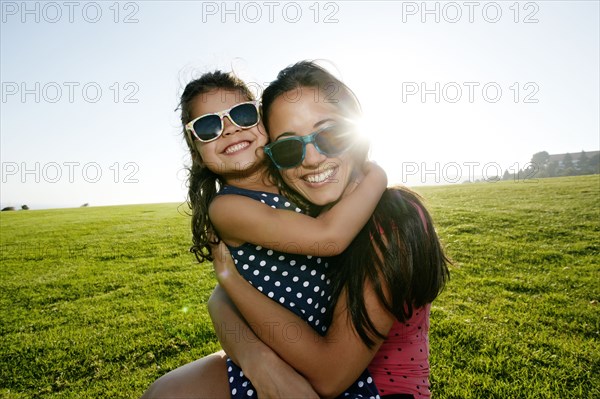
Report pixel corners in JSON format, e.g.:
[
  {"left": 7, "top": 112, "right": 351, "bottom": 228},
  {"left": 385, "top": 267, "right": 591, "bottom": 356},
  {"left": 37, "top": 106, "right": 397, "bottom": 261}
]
[
  {"left": 262, "top": 61, "right": 451, "bottom": 347},
  {"left": 179, "top": 71, "right": 256, "bottom": 262},
  {"left": 329, "top": 187, "right": 450, "bottom": 347}
]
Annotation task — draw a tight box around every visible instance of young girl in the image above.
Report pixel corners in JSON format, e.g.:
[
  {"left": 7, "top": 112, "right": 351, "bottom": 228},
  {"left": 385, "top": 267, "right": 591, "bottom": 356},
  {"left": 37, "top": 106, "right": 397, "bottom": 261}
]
[
  {"left": 210, "top": 61, "right": 451, "bottom": 399},
  {"left": 142, "top": 70, "right": 387, "bottom": 398}
]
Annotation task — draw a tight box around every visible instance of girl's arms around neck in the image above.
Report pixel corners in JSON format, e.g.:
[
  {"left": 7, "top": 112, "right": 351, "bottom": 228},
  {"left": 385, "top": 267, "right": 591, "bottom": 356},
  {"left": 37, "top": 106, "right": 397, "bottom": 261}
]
[{"left": 209, "top": 162, "right": 387, "bottom": 257}]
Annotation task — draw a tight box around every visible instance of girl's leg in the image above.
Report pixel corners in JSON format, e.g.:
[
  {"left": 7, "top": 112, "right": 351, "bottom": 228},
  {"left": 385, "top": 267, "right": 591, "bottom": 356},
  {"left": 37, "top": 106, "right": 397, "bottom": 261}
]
[{"left": 140, "top": 350, "right": 229, "bottom": 399}]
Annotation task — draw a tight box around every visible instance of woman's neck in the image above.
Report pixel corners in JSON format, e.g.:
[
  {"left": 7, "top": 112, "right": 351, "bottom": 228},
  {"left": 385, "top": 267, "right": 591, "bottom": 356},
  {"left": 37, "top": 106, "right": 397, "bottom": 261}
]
[{"left": 317, "top": 168, "right": 366, "bottom": 214}]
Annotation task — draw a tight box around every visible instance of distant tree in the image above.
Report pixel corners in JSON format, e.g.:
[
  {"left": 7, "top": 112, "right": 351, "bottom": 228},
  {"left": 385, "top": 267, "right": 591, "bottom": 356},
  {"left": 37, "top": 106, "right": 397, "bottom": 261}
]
[
  {"left": 21, "top": 205, "right": 29, "bottom": 210},
  {"left": 563, "top": 153, "right": 573, "bottom": 169},
  {"left": 1, "top": 207, "right": 16, "bottom": 211},
  {"left": 589, "top": 154, "right": 600, "bottom": 174},
  {"left": 521, "top": 164, "right": 537, "bottom": 180},
  {"left": 562, "top": 167, "right": 576, "bottom": 176},
  {"left": 502, "top": 170, "right": 511, "bottom": 180},
  {"left": 531, "top": 151, "right": 550, "bottom": 170},
  {"left": 81, "top": 203, "right": 89, "bottom": 207},
  {"left": 547, "top": 161, "right": 559, "bottom": 177},
  {"left": 577, "top": 151, "right": 589, "bottom": 174}
]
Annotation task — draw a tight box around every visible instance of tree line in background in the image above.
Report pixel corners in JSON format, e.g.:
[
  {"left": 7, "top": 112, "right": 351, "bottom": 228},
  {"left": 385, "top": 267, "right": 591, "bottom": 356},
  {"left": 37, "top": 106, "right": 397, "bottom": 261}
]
[
  {"left": 502, "top": 150, "right": 600, "bottom": 181},
  {"left": 1, "top": 203, "right": 88, "bottom": 212},
  {"left": 2, "top": 150, "right": 598, "bottom": 212}
]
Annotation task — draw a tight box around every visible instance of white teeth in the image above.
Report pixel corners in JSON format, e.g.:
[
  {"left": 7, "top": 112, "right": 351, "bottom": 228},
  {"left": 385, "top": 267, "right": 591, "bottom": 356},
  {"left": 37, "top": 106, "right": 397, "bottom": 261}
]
[
  {"left": 305, "top": 168, "right": 335, "bottom": 183},
  {"left": 225, "top": 141, "right": 250, "bottom": 154}
]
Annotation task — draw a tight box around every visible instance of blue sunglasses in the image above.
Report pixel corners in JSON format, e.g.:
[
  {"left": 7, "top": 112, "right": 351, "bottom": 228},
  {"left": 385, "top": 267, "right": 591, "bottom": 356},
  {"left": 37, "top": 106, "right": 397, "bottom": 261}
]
[{"left": 264, "top": 124, "right": 355, "bottom": 169}]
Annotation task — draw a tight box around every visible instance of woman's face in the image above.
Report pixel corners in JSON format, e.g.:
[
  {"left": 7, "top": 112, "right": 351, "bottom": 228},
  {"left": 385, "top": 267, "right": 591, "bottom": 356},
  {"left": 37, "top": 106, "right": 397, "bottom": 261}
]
[
  {"left": 267, "top": 87, "right": 356, "bottom": 206},
  {"left": 190, "top": 89, "right": 268, "bottom": 176}
]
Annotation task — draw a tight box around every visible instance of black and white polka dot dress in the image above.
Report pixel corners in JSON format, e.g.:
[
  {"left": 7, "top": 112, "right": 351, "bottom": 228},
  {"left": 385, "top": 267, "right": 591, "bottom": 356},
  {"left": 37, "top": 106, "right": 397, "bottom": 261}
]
[{"left": 217, "top": 185, "right": 380, "bottom": 399}]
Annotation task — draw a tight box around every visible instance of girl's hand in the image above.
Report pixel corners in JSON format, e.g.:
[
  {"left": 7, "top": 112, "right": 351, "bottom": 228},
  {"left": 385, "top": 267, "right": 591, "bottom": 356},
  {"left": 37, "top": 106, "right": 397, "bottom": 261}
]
[
  {"left": 209, "top": 245, "right": 318, "bottom": 398},
  {"left": 210, "top": 241, "right": 237, "bottom": 283},
  {"left": 341, "top": 161, "right": 387, "bottom": 199},
  {"left": 248, "top": 351, "right": 319, "bottom": 399},
  {"left": 362, "top": 161, "right": 388, "bottom": 187}
]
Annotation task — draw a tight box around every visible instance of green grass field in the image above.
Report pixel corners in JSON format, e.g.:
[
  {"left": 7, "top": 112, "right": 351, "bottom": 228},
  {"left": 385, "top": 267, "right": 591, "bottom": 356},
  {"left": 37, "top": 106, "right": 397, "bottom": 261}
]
[{"left": 1, "top": 175, "right": 599, "bottom": 398}]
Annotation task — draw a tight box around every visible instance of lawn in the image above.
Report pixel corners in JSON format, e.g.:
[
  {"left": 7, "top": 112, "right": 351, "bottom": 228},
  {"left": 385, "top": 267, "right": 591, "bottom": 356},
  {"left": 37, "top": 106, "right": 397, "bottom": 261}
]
[{"left": 1, "top": 175, "right": 598, "bottom": 398}]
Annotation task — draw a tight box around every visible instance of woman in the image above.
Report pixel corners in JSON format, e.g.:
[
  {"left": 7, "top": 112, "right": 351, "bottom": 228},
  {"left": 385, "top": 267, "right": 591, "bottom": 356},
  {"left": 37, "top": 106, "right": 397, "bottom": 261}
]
[{"left": 211, "top": 61, "right": 450, "bottom": 399}]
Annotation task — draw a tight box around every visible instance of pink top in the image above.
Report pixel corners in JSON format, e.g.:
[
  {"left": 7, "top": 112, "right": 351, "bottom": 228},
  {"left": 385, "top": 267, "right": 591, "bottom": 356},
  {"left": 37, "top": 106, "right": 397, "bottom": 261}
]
[{"left": 368, "top": 304, "right": 431, "bottom": 398}]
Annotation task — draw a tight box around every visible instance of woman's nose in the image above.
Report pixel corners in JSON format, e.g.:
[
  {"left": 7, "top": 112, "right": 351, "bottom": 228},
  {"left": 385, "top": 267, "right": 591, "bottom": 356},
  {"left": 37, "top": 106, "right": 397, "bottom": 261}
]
[{"left": 302, "top": 143, "right": 327, "bottom": 167}]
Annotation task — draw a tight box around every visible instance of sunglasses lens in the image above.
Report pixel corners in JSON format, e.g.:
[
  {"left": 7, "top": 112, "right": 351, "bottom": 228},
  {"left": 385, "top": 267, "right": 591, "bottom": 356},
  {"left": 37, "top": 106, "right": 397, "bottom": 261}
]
[
  {"left": 230, "top": 103, "right": 259, "bottom": 127},
  {"left": 193, "top": 115, "right": 222, "bottom": 141},
  {"left": 269, "top": 139, "right": 304, "bottom": 168},
  {"left": 315, "top": 125, "right": 353, "bottom": 155}
]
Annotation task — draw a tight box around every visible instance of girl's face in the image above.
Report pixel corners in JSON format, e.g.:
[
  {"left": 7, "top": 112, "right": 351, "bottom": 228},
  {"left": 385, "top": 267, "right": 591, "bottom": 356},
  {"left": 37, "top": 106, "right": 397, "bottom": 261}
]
[
  {"left": 267, "top": 87, "right": 356, "bottom": 206},
  {"left": 190, "top": 89, "right": 268, "bottom": 177}
]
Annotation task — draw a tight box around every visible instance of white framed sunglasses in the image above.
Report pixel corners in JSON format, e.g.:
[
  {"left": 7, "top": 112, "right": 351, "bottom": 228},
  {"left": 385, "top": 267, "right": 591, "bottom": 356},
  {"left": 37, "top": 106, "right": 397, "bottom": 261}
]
[{"left": 185, "top": 101, "right": 261, "bottom": 143}]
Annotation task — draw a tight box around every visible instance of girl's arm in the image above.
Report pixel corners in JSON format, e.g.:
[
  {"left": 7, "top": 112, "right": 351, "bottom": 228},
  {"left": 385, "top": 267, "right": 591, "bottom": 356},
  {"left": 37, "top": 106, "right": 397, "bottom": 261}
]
[
  {"left": 207, "top": 286, "right": 319, "bottom": 399},
  {"left": 209, "top": 162, "right": 387, "bottom": 257},
  {"left": 212, "top": 244, "right": 394, "bottom": 399}
]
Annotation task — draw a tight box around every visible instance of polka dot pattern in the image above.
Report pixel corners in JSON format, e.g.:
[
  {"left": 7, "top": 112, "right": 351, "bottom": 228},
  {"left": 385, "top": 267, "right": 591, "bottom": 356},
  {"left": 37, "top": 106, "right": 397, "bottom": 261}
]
[
  {"left": 220, "top": 185, "right": 332, "bottom": 334},
  {"left": 218, "top": 186, "right": 380, "bottom": 399},
  {"left": 368, "top": 304, "right": 432, "bottom": 398},
  {"left": 227, "top": 359, "right": 380, "bottom": 399}
]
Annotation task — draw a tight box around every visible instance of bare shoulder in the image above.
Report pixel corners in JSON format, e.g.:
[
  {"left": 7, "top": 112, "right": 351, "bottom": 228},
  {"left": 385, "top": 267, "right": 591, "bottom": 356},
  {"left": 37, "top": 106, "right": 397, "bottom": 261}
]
[
  {"left": 208, "top": 194, "right": 275, "bottom": 245},
  {"left": 209, "top": 194, "right": 266, "bottom": 223}
]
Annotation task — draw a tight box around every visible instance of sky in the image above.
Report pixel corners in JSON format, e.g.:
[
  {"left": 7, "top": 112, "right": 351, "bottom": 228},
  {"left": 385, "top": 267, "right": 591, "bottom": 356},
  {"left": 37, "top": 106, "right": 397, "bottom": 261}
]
[{"left": 1, "top": 0, "right": 599, "bottom": 209}]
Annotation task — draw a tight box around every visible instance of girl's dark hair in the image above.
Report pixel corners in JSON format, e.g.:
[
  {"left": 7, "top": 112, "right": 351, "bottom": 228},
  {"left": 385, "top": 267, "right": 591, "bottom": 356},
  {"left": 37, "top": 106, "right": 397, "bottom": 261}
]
[
  {"left": 180, "top": 71, "right": 255, "bottom": 262},
  {"left": 262, "top": 61, "right": 450, "bottom": 347}
]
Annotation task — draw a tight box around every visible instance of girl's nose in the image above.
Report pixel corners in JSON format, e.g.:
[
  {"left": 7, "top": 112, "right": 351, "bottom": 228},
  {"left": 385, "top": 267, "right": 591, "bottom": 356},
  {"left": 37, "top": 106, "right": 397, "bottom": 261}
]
[{"left": 221, "top": 116, "right": 241, "bottom": 137}]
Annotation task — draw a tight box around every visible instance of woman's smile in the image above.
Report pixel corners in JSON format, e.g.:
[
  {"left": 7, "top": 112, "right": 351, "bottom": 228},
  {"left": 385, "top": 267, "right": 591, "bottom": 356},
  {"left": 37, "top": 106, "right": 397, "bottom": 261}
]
[{"left": 302, "top": 165, "right": 338, "bottom": 185}]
